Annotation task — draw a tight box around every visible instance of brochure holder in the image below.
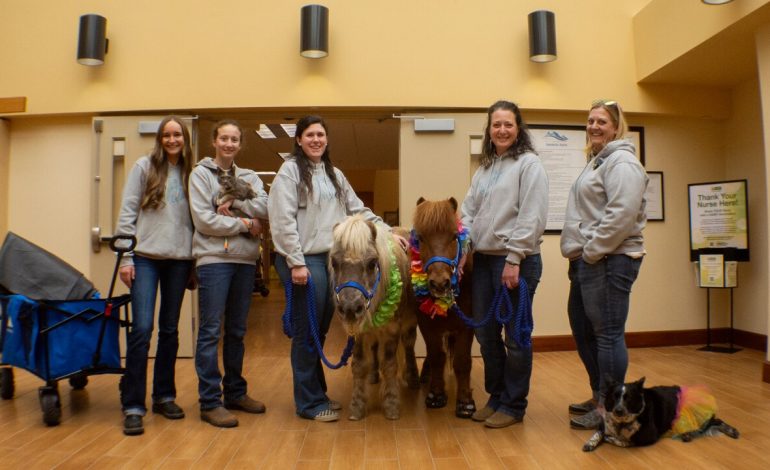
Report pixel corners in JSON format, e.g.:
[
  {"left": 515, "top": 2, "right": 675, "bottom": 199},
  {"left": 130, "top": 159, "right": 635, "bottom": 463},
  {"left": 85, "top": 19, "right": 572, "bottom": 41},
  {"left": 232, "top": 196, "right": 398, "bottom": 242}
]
[{"left": 696, "top": 252, "right": 740, "bottom": 353}]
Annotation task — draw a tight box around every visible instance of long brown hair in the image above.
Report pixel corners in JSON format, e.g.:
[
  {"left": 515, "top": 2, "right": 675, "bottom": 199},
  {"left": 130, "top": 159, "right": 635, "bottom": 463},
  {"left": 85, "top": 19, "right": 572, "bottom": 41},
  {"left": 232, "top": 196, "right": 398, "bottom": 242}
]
[
  {"left": 292, "top": 115, "right": 344, "bottom": 204},
  {"left": 141, "top": 116, "right": 193, "bottom": 210}
]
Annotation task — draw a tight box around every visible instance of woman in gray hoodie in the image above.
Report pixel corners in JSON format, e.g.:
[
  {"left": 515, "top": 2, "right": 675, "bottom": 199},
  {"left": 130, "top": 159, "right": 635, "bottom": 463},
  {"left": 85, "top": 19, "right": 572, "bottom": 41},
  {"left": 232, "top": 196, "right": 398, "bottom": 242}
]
[
  {"left": 268, "top": 115, "right": 405, "bottom": 423},
  {"left": 189, "top": 120, "right": 268, "bottom": 428},
  {"left": 116, "top": 116, "right": 194, "bottom": 436},
  {"left": 561, "top": 100, "right": 648, "bottom": 430},
  {"left": 461, "top": 100, "right": 548, "bottom": 429}
]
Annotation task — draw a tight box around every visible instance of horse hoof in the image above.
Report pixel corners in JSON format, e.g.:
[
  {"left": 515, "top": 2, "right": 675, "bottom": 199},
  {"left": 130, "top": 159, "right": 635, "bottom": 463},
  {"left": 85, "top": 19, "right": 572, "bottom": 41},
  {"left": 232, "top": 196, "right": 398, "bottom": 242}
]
[
  {"left": 348, "top": 413, "right": 364, "bottom": 421},
  {"left": 425, "top": 391, "right": 448, "bottom": 409},
  {"left": 406, "top": 375, "right": 420, "bottom": 390},
  {"left": 455, "top": 400, "right": 476, "bottom": 419},
  {"left": 384, "top": 410, "right": 400, "bottom": 420}
]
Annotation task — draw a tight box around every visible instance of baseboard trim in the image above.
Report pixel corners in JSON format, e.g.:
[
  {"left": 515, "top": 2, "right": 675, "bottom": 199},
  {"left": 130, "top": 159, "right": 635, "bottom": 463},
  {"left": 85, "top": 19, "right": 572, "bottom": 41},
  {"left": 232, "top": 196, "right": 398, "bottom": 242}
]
[
  {"left": 763, "top": 362, "right": 770, "bottom": 384},
  {"left": 533, "top": 328, "right": 767, "bottom": 353}
]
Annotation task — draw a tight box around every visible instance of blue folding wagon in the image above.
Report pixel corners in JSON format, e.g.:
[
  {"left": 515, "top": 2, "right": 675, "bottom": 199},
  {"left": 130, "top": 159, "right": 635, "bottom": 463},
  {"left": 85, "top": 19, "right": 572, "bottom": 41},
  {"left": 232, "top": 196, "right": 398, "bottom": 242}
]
[{"left": 0, "top": 233, "right": 135, "bottom": 425}]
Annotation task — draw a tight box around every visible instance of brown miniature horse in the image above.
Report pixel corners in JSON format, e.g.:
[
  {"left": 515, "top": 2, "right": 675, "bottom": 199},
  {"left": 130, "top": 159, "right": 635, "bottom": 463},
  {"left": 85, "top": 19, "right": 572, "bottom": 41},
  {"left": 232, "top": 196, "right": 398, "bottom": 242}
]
[
  {"left": 411, "top": 197, "right": 476, "bottom": 418},
  {"left": 330, "top": 215, "right": 419, "bottom": 420}
]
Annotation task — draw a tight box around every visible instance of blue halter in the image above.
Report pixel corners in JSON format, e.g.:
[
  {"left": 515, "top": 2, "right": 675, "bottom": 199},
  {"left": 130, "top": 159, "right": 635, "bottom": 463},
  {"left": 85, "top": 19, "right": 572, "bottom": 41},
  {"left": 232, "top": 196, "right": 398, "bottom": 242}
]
[
  {"left": 412, "top": 229, "right": 463, "bottom": 294},
  {"left": 334, "top": 265, "right": 381, "bottom": 310}
]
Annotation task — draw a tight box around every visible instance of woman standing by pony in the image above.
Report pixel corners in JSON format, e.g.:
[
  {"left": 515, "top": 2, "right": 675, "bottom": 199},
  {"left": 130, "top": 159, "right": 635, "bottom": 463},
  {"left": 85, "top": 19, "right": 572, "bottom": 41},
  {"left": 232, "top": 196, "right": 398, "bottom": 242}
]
[
  {"left": 116, "top": 116, "right": 194, "bottom": 436},
  {"left": 189, "top": 119, "right": 268, "bottom": 428},
  {"left": 562, "top": 100, "right": 647, "bottom": 430},
  {"left": 269, "top": 115, "right": 405, "bottom": 422},
  {"left": 461, "top": 100, "right": 548, "bottom": 429}
]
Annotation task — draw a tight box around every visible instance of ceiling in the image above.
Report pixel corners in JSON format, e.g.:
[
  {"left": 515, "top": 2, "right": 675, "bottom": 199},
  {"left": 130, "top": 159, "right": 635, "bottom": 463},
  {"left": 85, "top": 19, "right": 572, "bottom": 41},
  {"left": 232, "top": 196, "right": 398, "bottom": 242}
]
[
  {"left": 639, "top": 3, "right": 770, "bottom": 87},
  {"left": 195, "top": 110, "right": 401, "bottom": 188}
]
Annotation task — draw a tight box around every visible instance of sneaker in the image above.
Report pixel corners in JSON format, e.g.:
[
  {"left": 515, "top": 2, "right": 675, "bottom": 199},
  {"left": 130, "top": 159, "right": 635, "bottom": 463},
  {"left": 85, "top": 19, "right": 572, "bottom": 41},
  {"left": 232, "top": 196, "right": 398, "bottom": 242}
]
[
  {"left": 123, "top": 414, "right": 144, "bottom": 436},
  {"left": 306, "top": 409, "right": 339, "bottom": 422},
  {"left": 484, "top": 411, "right": 523, "bottom": 429},
  {"left": 570, "top": 409, "right": 602, "bottom": 430},
  {"left": 152, "top": 401, "right": 185, "bottom": 420},
  {"left": 568, "top": 398, "right": 596, "bottom": 415},
  {"left": 328, "top": 399, "right": 342, "bottom": 411},
  {"left": 224, "top": 395, "right": 266, "bottom": 414},
  {"left": 201, "top": 407, "right": 239, "bottom": 428},
  {"left": 471, "top": 405, "right": 496, "bottom": 422}
]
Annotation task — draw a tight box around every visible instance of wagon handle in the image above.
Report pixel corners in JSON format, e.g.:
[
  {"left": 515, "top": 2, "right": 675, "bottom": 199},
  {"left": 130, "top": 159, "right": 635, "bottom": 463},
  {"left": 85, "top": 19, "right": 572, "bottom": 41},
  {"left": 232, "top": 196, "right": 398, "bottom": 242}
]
[
  {"left": 109, "top": 235, "right": 137, "bottom": 254},
  {"left": 107, "top": 235, "right": 137, "bottom": 298}
]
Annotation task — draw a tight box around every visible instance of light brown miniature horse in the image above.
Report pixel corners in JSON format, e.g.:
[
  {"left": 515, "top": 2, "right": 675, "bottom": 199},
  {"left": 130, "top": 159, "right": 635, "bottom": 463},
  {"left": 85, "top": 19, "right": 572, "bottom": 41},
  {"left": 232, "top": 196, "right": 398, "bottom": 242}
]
[
  {"left": 411, "top": 197, "right": 476, "bottom": 418},
  {"left": 329, "top": 215, "right": 419, "bottom": 420}
]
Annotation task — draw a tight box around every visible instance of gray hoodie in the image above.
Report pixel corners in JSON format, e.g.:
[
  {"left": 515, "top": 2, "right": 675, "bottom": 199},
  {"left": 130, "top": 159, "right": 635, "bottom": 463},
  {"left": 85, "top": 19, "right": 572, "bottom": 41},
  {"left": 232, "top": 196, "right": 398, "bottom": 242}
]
[
  {"left": 560, "top": 139, "right": 648, "bottom": 264},
  {"left": 189, "top": 157, "right": 268, "bottom": 267},
  {"left": 268, "top": 157, "right": 382, "bottom": 268},
  {"left": 115, "top": 156, "right": 193, "bottom": 266},
  {"left": 460, "top": 151, "right": 549, "bottom": 265}
]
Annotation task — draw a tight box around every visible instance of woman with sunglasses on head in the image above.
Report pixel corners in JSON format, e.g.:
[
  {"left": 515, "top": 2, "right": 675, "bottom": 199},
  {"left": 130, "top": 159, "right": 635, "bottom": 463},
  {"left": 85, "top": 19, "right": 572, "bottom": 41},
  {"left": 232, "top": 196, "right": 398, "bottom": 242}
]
[
  {"left": 268, "top": 115, "right": 407, "bottom": 423},
  {"left": 460, "top": 100, "right": 548, "bottom": 428},
  {"left": 189, "top": 119, "right": 268, "bottom": 428},
  {"left": 115, "top": 116, "right": 195, "bottom": 436},
  {"left": 561, "top": 100, "right": 648, "bottom": 430}
]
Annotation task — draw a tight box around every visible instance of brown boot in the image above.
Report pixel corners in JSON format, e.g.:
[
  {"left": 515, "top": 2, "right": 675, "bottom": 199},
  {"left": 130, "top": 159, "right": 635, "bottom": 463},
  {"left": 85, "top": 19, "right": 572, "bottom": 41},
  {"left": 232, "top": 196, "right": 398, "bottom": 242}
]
[
  {"left": 224, "top": 395, "right": 266, "bottom": 414},
  {"left": 201, "top": 407, "right": 238, "bottom": 428}
]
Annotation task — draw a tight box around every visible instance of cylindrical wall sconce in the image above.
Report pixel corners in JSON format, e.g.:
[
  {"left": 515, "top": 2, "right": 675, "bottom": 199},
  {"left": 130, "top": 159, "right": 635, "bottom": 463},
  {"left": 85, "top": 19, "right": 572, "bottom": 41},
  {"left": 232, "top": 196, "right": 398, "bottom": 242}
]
[
  {"left": 702, "top": 0, "right": 733, "bottom": 4},
  {"left": 528, "top": 10, "right": 556, "bottom": 63},
  {"left": 300, "top": 5, "right": 329, "bottom": 58},
  {"left": 77, "top": 14, "right": 108, "bottom": 65}
]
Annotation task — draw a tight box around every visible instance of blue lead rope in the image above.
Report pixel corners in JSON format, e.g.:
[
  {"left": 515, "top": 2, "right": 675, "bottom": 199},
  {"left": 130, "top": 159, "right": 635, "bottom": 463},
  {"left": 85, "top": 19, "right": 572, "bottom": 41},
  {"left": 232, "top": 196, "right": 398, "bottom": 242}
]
[
  {"left": 450, "top": 278, "right": 533, "bottom": 348},
  {"left": 281, "top": 276, "right": 355, "bottom": 369}
]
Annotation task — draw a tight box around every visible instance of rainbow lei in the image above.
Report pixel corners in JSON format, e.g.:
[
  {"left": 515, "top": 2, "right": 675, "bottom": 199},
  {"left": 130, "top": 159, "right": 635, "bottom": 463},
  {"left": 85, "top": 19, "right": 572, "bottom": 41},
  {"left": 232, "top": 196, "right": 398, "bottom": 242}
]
[
  {"left": 365, "top": 238, "right": 403, "bottom": 330},
  {"left": 410, "top": 221, "right": 469, "bottom": 318}
]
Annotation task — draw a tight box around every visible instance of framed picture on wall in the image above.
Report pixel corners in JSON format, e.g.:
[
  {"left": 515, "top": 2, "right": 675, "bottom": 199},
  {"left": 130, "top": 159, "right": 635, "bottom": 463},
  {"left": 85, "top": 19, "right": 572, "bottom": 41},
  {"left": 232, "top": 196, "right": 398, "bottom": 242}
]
[
  {"left": 529, "top": 124, "right": 646, "bottom": 233},
  {"left": 383, "top": 211, "right": 399, "bottom": 226},
  {"left": 645, "top": 171, "right": 665, "bottom": 221}
]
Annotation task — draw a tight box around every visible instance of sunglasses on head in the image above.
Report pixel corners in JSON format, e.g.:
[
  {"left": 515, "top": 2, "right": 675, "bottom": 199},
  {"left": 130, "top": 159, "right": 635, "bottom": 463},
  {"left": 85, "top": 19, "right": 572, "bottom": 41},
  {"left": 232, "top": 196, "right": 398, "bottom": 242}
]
[{"left": 592, "top": 99, "right": 618, "bottom": 107}]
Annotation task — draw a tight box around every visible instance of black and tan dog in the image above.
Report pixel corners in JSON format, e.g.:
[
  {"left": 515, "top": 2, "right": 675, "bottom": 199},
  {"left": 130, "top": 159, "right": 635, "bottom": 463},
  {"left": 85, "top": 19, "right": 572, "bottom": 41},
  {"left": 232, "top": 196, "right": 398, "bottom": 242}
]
[{"left": 582, "top": 376, "right": 739, "bottom": 452}]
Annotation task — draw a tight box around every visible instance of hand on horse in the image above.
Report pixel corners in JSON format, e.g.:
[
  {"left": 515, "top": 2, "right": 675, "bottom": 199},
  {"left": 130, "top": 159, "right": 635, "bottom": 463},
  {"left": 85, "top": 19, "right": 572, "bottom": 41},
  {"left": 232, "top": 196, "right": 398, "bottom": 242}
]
[
  {"left": 457, "top": 252, "right": 468, "bottom": 281},
  {"left": 393, "top": 233, "right": 410, "bottom": 252},
  {"left": 291, "top": 265, "right": 310, "bottom": 285},
  {"left": 248, "top": 218, "right": 263, "bottom": 236},
  {"left": 501, "top": 262, "right": 520, "bottom": 290}
]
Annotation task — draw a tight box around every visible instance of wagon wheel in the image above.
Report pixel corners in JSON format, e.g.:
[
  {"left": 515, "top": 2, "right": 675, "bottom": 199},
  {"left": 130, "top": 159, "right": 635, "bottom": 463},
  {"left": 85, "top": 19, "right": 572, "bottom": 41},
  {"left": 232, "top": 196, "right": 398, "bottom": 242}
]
[
  {"left": 39, "top": 387, "right": 61, "bottom": 426},
  {"left": 0, "top": 368, "right": 13, "bottom": 399},
  {"left": 69, "top": 375, "right": 88, "bottom": 390}
]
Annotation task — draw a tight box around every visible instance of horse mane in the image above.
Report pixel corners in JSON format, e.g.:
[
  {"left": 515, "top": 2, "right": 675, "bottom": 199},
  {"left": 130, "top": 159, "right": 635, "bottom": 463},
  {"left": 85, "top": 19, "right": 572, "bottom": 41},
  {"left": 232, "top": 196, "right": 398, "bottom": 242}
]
[
  {"left": 331, "top": 214, "right": 393, "bottom": 308},
  {"left": 414, "top": 199, "right": 456, "bottom": 235}
]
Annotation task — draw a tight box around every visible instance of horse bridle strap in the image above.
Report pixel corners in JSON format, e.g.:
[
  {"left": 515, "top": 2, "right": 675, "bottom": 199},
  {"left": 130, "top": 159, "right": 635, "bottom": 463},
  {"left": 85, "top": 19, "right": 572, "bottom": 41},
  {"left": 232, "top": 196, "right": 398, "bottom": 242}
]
[{"left": 334, "top": 267, "right": 381, "bottom": 310}]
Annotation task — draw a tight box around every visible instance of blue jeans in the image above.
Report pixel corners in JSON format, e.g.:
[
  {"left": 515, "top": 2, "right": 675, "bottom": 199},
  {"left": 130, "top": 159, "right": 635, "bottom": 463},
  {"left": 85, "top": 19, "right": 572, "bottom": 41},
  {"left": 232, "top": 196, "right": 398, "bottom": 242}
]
[
  {"left": 121, "top": 255, "right": 193, "bottom": 416},
  {"left": 195, "top": 263, "right": 255, "bottom": 410},
  {"left": 567, "top": 255, "right": 642, "bottom": 402},
  {"left": 275, "top": 254, "right": 335, "bottom": 418},
  {"left": 473, "top": 253, "right": 542, "bottom": 418}
]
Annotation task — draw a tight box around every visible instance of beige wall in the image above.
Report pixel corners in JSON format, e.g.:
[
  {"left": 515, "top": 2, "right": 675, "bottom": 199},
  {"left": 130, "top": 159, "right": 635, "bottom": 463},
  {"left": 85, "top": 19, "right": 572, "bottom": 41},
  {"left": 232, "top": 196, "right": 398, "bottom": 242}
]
[
  {"left": 8, "top": 117, "right": 93, "bottom": 271},
  {"left": 756, "top": 23, "right": 770, "bottom": 361},
  {"left": 400, "top": 108, "right": 765, "bottom": 336},
  {"left": 725, "top": 79, "right": 768, "bottom": 335},
  {"left": 0, "top": 119, "right": 9, "bottom": 237},
  {"left": 373, "top": 170, "right": 399, "bottom": 217},
  {"left": 0, "top": 0, "right": 729, "bottom": 119}
]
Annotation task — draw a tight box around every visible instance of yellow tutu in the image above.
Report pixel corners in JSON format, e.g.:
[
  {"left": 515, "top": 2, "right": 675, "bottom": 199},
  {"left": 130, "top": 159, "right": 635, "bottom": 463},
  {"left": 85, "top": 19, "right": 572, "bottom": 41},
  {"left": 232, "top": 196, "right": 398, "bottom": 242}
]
[{"left": 667, "top": 385, "right": 717, "bottom": 437}]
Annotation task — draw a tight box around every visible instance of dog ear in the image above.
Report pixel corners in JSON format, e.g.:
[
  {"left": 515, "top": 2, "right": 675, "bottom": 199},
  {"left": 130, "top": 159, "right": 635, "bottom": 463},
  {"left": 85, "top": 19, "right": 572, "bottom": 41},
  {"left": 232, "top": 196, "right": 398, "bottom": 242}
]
[
  {"left": 635, "top": 376, "right": 646, "bottom": 388},
  {"left": 416, "top": 197, "right": 426, "bottom": 206}
]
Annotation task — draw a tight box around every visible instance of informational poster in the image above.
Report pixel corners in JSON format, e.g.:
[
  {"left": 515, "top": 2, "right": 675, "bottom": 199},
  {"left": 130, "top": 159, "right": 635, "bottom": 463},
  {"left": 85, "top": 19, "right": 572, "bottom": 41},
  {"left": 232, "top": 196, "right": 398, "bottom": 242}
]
[
  {"left": 688, "top": 180, "right": 749, "bottom": 261},
  {"left": 725, "top": 261, "right": 738, "bottom": 288},
  {"left": 530, "top": 125, "right": 645, "bottom": 233},
  {"left": 699, "top": 254, "right": 724, "bottom": 288}
]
